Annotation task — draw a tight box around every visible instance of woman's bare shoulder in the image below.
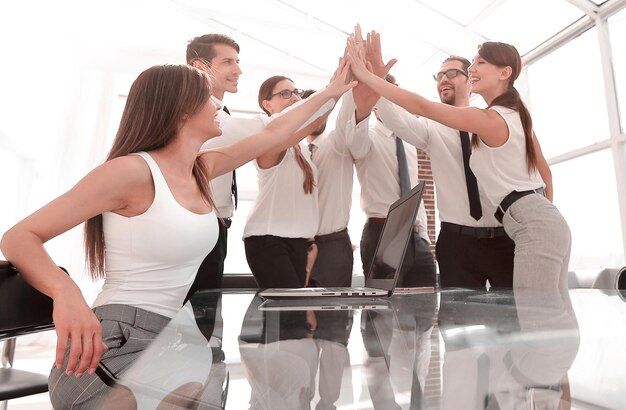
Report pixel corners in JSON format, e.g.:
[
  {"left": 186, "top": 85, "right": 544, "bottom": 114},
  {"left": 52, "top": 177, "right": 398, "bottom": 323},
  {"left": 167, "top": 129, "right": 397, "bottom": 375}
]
[{"left": 94, "top": 154, "right": 152, "bottom": 184}]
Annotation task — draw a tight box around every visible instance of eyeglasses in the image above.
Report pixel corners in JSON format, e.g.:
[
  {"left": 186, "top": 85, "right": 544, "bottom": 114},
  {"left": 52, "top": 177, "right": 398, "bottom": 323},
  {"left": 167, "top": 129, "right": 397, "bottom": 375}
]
[
  {"left": 266, "top": 88, "right": 304, "bottom": 100},
  {"left": 433, "top": 69, "right": 468, "bottom": 82}
]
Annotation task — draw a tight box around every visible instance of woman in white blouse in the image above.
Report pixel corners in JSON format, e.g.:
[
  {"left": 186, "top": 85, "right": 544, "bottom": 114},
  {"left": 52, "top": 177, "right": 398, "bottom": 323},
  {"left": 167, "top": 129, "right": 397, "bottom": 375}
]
[{"left": 243, "top": 75, "right": 323, "bottom": 288}]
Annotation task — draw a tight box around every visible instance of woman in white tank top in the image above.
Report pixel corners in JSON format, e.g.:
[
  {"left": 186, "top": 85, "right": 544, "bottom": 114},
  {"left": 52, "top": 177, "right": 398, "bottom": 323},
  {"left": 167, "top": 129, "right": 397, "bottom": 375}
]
[
  {"left": 243, "top": 76, "right": 323, "bottom": 288},
  {"left": 346, "top": 33, "right": 570, "bottom": 290},
  {"left": 1, "top": 62, "right": 355, "bottom": 408}
]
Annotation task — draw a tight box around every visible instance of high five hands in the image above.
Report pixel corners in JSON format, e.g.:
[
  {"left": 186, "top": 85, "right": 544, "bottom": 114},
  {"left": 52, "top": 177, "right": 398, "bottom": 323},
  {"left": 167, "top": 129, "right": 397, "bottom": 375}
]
[
  {"left": 345, "top": 25, "right": 397, "bottom": 84},
  {"left": 344, "top": 24, "right": 398, "bottom": 118}
]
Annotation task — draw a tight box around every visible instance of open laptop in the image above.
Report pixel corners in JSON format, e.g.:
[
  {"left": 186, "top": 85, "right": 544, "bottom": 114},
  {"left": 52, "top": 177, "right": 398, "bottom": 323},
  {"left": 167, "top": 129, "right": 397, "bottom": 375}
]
[{"left": 258, "top": 181, "right": 428, "bottom": 299}]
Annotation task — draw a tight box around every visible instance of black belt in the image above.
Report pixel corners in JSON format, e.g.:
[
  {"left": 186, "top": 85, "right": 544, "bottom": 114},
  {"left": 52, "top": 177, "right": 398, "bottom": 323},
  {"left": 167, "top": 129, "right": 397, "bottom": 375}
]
[
  {"left": 494, "top": 188, "right": 544, "bottom": 223},
  {"left": 440, "top": 222, "right": 507, "bottom": 239},
  {"left": 367, "top": 217, "right": 386, "bottom": 224},
  {"left": 315, "top": 228, "right": 348, "bottom": 243}
]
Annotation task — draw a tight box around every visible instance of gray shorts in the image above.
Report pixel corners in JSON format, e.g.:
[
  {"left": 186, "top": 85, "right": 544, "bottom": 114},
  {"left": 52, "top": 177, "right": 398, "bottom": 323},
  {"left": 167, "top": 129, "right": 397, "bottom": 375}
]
[{"left": 48, "top": 304, "right": 170, "bottom": 409}]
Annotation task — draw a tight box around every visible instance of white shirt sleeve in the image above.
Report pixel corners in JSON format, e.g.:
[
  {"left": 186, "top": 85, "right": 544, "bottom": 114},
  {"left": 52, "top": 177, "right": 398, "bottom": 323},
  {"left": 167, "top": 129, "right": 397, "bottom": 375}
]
[
  {"left": 340, "top": 91, "right": 372, "bottom": 160},
  {"left": 375, "top": 98, "right": 430, "bottom": 152}
]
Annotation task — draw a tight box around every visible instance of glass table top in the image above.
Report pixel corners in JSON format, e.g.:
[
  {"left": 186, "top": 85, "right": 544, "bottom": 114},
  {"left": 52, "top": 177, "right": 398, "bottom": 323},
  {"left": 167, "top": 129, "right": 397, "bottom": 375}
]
[{"left": 111, "top": 288, "right": 626, "bottom": 409}]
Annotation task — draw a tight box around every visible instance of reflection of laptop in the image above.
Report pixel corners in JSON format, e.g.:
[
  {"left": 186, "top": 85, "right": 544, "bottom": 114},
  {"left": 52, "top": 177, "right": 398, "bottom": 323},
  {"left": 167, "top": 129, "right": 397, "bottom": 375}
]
[
  {"left": 258, "top": 297, "right": 391, "bottom": 311},
  {"left": 259, "top": 182, "right": 427, "bottom": 299}
]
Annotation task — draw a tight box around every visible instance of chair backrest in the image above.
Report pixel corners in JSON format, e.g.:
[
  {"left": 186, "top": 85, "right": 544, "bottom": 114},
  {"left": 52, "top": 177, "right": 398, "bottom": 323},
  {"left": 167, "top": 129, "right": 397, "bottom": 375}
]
[{"left": 0, "top": 261, "right": 55, "bottom": 341}]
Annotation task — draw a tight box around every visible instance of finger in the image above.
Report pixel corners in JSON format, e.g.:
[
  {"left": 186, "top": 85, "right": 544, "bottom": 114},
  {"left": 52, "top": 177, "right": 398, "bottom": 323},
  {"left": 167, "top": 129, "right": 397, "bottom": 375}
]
[
  {"left": 336, "top": 56, "right": 348, "bottom": 78},
  {"left": 344, "top": 80, "right": 358, "bottom": 92},
  {"left": 55, "top": 331, "right": 69, "bottom": 369},
  {"left": 75, "top": 331, "right": 94, "bottom": 377},
  {"left": 65, "top": 333, "right": 83, "bottom": 376},
  {"left": 365, "top": 32, "right": 373, "bottom": 57},
  {"left": 88, "top": 327, "right": 104, "bottom": 375},
  {"left": 355, "top": 23, "right": 363, "bottom": 43},
  {"left": 372, "top": 32, "right": 382, "bottom": 56},
  {"left": 385, "top": 58, "right": 398, "bottom": 72}
]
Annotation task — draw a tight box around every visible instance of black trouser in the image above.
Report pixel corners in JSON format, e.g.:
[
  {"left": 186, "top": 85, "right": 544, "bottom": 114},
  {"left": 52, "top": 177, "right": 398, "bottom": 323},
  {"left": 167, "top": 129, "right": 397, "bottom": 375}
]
[
  {"left": 436, "top": 228, "right": 515, "bottom": 288},
  {"left": 244, "top": 235, "right": 308, "bottom": 288},
  {"left": 310, "top": 230, "right": 354, "bottom": 287},
  {"left": 361, "top": 293, "right": 437, "bottom": 408},
  {"left": 186, "top": 220, "right": 228, "bottom": 301},
  {"left": 360, "top": 221, "right": 437, "bottom": 287}
]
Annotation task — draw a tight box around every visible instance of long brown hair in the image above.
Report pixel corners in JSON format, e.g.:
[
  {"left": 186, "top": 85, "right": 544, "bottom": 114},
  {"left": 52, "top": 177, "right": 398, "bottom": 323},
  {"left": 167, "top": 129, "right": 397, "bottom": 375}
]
[
  {"left": 258, "top": 75, "right": 315, "bottom": 194},
  {"left": 471, "top": 42, "right": 537, "bottom": 173},
  {"left": 84, "top": 64, "right": 216, "bottom": 279}
]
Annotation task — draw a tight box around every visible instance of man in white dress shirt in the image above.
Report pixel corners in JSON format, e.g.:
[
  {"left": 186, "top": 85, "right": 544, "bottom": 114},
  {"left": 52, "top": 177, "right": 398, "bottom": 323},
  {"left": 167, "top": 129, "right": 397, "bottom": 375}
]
[
  {"left": 372, "top": 55, "right": 516, "bottom": 288},
  {"left": 302, "top": 89, "right": 365, "bottom": 287},
  {"left": 185, "top": 34, "right": 242, "bottom": 296},
  {"left": 349, "top": 74, "right": 437, "bottom": 288}
]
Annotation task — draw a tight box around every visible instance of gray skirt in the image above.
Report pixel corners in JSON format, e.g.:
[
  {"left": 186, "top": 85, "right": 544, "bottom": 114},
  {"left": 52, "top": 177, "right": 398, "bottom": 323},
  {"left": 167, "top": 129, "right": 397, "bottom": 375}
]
[{"left": 48, "top": 304, "right": 171, "bottom": 409}]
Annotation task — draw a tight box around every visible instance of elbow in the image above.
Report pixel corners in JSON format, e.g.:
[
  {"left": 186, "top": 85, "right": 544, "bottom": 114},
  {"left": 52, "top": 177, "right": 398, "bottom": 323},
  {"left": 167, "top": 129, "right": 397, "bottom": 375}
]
[{"left": 0, "top": 228, "right": 17, "bottom": 261}]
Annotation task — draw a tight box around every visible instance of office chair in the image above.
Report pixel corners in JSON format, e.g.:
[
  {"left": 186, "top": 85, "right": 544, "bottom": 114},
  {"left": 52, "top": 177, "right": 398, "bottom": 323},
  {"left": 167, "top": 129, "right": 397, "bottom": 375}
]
[
  {"left": 592, "top": 266, "right": 626, "bottom": 301},
  {"left": 0, "top": 260, "right": 57, "bottom": 408}
]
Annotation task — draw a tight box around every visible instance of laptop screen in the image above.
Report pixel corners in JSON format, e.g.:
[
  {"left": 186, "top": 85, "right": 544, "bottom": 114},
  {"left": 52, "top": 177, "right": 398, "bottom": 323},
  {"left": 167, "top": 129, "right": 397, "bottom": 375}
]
[{"left": 365, "top": 182, "right": 425, "bottom": 292}]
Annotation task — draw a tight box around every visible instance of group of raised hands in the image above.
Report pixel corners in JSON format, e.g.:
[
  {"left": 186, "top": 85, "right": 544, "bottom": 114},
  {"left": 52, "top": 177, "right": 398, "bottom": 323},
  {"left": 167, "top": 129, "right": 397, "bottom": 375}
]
[{"left": 321, "top": 24, "right": 405, "bottom": 119}]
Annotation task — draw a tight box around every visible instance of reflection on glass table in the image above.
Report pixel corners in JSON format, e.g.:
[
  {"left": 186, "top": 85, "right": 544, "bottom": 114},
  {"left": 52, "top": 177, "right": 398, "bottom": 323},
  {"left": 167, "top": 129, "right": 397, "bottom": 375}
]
[{"left": 106, "top": 288, "right": 626, "bottom": 409}]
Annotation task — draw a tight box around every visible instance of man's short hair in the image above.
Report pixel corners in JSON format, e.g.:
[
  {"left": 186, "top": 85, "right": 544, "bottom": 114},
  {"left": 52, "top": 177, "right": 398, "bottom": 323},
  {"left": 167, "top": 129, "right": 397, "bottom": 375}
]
[
  {"left": 186, "top": 34, "right": 240, "bottom": 65},
  {"left": 443, "top": 55, "right": 471, "bottom": 73}
]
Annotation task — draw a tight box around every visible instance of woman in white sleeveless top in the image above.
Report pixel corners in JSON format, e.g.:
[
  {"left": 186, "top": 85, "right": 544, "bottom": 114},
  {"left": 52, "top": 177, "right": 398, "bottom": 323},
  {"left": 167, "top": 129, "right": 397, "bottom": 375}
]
[
  {"left": 347, "top": 34, "right": 570, "bottom": 290},
  {"left": 243, "top": 76, "right": 322, "bottom": 288},
  {"left": 0, "top": 63, "right": 354, "bottom": 408}
]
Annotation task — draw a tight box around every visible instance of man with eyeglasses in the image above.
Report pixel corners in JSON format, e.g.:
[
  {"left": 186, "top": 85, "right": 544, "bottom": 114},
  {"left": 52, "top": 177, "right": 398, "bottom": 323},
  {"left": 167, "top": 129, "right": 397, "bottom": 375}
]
[{"left": 365, "top": 48, "right": 516, "bottom": 288}]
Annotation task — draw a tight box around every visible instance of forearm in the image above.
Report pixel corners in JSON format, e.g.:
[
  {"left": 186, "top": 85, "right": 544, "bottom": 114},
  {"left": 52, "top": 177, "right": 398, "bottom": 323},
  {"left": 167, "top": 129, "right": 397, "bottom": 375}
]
[
  {"left": 1, "top": 228, "right": 82, "bottom": 300},
  {"left": 532, "top": 134, "right": 553, "bottom": 201},
  {"left": 376, "top": 98, "right": 429, "bottom": 150},
  {"left": 539, "top": 166, "right": 553, "bottom": 201},
  {"left": 202, "top": 98, "right": 334, "bottom": 177},
  {"left": 358, "top": 72, "right": 429, "bottom": 116},
  {"left": 264, "top": 89, "right": 336, "bottom": 145}
]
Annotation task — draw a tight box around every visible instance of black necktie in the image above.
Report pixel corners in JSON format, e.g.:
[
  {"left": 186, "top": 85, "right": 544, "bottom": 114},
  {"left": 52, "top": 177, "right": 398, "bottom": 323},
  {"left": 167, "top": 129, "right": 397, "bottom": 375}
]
[
  {"left": 222, "top": 105, "right": 238, "bottom": 209},
  {"left": 308, "top": 143, "right": 315, "bottom": 160},
  {"left": 460, "top": 131, "right": 482, "bottom": 220},
  {"left": 395, "top": 136, "right": 411, "bottom": 195}
]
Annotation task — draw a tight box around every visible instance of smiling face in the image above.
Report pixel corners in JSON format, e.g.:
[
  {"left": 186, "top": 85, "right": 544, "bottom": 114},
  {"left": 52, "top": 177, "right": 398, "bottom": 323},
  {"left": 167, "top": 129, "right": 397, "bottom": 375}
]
[
  {"left": 185, "top": 96, "right": 223, "bottom": 142},
  {"left": 468, "top": 43, "right": 519, "bottom": 105},
  {"left": 467, "top": 53, "right": 503, "bottom": 97},
  {"left": 436, "top": 59, "right": 470, "bottom": 106},
  {"left": 261, "top": 79, "right": 302, "bottom": 115},
  {"left": 207, "top": 44, "right": 242, "bottom": 100}
]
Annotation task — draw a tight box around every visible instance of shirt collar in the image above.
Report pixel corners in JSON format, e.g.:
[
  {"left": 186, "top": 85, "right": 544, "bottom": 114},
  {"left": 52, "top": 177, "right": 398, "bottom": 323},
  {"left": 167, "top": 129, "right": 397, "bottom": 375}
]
[{"left": 211, "top": 96, "right": 225, "bottom": 110}]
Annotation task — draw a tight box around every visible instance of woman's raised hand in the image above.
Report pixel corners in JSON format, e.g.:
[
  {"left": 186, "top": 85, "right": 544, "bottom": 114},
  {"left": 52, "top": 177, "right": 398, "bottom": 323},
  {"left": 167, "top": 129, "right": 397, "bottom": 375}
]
[
  {"left": 365, "top": 31, "right": 397, "bottom": 78},
  {"left": 323, "top": 56, "right": 357, "bottom": 100},
  {"left": 345, "top": 35, "right": 371, "bottom": 82}
]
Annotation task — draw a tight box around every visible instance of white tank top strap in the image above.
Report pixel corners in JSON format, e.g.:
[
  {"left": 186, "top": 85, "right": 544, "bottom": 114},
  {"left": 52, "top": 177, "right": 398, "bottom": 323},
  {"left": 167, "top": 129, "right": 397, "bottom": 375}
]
[{"left": 132, "top": 151, "right": 169, "bottom": 205}]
